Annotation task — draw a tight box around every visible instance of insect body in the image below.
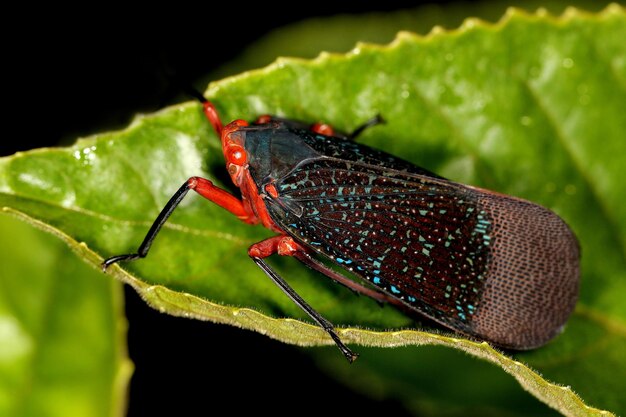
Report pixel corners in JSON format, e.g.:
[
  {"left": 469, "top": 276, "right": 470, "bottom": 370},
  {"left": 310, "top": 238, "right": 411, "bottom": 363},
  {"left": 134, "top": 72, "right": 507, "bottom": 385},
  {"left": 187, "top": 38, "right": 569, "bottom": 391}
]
[{"left": 103, "top": 99, "right": 580, "bottom": 362}]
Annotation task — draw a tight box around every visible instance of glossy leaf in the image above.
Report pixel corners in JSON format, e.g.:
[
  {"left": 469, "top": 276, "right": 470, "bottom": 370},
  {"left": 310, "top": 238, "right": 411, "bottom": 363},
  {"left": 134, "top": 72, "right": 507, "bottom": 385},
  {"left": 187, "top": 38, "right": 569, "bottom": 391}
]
[{"left": 1, "top": 5, "right": 624, "bottom": 416}]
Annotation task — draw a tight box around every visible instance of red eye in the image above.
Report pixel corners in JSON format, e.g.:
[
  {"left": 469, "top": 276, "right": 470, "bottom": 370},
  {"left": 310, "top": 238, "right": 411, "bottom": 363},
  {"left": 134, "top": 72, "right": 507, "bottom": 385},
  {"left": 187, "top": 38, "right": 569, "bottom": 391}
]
[{"left": 226, "top": 144, "right": 247, "bottom": 165}]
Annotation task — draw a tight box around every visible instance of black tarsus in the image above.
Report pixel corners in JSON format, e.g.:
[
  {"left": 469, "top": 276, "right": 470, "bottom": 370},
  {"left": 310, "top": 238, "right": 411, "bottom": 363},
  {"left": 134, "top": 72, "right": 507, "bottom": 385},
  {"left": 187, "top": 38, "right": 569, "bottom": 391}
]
[
  {"left": 251, "top": 256, "right": 359, "bottom": 363},
  {"left": 101, "top": 180, "right": 191, "bottom": 271},
  {"left": 181, "top": 84, "right": 209, "bottom": 104},
  {"left": 347, "top": 114, "right": 386, "bottom": 141},
  {"left": 153, "top": 61, "right": 208, "bottom": 109}
]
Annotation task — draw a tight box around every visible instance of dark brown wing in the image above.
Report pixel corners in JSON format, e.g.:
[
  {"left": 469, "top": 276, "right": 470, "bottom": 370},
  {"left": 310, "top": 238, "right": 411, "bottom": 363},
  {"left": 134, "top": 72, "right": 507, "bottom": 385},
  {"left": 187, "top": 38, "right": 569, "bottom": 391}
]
[{"left": 265, "top": 157, "right": 493, "bottom": 332}]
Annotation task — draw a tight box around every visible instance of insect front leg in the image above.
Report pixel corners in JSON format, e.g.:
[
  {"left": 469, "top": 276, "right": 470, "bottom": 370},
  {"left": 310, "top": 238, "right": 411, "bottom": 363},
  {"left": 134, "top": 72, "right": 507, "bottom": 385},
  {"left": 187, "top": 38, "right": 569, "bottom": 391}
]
[
  {"left": 102, "top": 176, "right": 257, "bottom": 270},
  {"left": 248, "top": 235, "right": 359, "bottom": 363}
]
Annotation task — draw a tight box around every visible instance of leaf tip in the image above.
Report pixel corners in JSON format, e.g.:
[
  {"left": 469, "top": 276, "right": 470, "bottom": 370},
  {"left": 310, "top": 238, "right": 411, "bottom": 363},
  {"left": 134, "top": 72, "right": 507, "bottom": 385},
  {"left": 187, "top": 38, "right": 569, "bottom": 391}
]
[
  {"left": 605, "top": 3, "right": 625, "bottom": 15},
  {"left": 459, "top": 17, "right": 483, "bottom": 30},
  {"left": 427, "top": 25, "right": 446, "bottom": 36},
  {"left": 317, "top": 50, "right": 332, "bottom": 60},
  {"left": 534, "top": 7, "right": 550, "bottom": 18},
  {"left": 395, "top": 30, "right": 416, "bottom": 41}
]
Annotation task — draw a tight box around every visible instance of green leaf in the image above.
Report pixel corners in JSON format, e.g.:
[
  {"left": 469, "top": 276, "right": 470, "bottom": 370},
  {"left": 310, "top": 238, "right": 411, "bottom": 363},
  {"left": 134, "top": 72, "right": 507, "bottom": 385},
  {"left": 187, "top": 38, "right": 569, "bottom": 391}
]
[
  {"left": 0, "top": 213, "right": 131, "bottom": 417},
  {"left": 1, "top": 5, "right": 624, "bottom": 416}
]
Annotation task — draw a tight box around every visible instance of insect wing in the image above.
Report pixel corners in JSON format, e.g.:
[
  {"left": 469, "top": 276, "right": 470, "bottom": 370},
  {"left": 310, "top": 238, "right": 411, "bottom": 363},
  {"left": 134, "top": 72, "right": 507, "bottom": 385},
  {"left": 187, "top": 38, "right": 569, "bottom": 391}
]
[{"left": 265, "top": 156, "right": 490, "bottom": 332}]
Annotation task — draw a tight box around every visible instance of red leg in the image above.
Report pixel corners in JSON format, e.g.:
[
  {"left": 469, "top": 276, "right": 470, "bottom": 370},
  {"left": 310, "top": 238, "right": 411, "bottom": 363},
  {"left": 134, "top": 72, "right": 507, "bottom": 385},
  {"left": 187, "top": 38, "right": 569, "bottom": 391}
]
[
  {"left": 254, "top": 115, "right": 272, "bottom": 124},
  {"left": 202, "top": 101, "right": 223, "bottom": 135},
  {"left": 188, "top": 177, "right": 257, "bottom": 224},
  {"left": 248, "top": 235, "right": 297, "bottom": 258},
  {"left": 310, "top": 122, "right": 335, "bottom": 136}
]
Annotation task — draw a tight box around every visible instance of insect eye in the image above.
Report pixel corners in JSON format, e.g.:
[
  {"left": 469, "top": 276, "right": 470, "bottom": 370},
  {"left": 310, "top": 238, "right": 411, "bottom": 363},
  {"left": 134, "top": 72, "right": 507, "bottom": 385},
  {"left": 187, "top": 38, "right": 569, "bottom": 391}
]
[{"left": 226, "top": 145, "right": 247, "bottom": 165}]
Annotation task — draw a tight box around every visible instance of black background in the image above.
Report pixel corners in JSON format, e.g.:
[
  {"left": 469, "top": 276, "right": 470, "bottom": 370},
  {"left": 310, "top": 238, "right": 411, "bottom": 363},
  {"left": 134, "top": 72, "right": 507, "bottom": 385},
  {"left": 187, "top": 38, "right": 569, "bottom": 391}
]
[{"left": 4, "top": 3, "right": 449, "bottom": 416}]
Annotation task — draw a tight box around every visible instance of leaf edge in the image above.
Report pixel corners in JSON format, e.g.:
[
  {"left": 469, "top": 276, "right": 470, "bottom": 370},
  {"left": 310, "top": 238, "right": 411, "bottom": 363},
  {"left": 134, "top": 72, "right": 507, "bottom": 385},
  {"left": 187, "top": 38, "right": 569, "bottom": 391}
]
[{"left": 1, "top": 207, "right": 614, "bottom": 417}]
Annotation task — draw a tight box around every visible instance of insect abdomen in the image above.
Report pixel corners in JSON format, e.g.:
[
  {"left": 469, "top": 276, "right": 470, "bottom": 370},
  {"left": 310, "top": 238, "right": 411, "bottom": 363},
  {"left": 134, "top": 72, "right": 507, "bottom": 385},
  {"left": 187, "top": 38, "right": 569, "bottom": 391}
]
[{"left": 470, "top": 192, "right": 579, "bottom": 349}]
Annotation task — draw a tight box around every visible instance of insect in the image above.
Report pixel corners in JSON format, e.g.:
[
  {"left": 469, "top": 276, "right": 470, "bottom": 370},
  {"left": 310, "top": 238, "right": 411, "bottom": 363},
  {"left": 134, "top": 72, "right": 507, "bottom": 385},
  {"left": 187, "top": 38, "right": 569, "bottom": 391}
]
[{"left": 102, "top": 96, "right": 580, "bottom": 362}]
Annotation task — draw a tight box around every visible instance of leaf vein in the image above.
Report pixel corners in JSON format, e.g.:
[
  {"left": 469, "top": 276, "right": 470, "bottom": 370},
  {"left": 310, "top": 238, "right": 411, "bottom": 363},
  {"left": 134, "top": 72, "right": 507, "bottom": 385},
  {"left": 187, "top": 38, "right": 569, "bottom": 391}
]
[
  {"left": 1, "top": 193, "right": 247, "bottom": 243},
  {"left": 521, "top": 79, "right": 626, "bottom": 256}
]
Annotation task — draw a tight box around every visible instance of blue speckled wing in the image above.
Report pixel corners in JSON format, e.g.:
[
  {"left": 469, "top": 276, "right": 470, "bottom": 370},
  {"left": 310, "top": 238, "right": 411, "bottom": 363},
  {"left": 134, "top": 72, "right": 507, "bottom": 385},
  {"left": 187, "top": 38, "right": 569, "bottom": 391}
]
[{"left": 264, "top": 156, "right": 492, "bottom": 330}]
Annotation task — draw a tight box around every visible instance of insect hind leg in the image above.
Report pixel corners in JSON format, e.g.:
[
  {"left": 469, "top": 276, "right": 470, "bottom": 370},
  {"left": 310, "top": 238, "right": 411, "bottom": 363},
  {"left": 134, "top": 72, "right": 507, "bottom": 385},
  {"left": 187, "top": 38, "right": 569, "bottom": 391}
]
[
  {"left": 310, "top": 114, "right": 385, "bottom": 140},
  {"left": 248, "top": 235, "right": 359, "bottom": 363}
]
